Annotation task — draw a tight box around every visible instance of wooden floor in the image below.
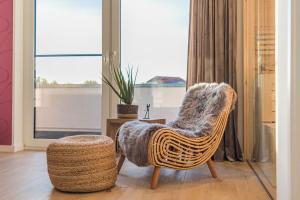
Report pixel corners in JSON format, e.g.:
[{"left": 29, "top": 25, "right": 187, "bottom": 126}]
[{"left": 0, "top": 151, "right": 270, "bottom": 200}]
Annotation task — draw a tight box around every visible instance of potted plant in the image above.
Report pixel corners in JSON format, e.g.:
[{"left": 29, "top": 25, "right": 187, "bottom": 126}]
[{"left": 102, "top": 66, "right": 138, "bottom": 119}]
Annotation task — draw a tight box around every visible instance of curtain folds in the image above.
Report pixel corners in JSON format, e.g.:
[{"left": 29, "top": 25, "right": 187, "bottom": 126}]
[{"left": 187, "top": 0, "right": 243, "bottom": 161}]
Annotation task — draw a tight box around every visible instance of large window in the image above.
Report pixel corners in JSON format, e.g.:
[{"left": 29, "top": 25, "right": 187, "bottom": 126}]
[
  {"left": 121, "top": 0, "right": 190, "bottom": 121},
  {"left": 32, "top": 0, "right": 189, "bottom": 140},
  {"left": 34, "top": 0, "right": 102, "bottom": 139}
]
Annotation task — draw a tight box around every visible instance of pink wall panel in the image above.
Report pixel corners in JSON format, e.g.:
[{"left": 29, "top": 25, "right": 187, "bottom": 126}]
[{"left": 0, "top": 0, "right": 13, "bottom": 145}]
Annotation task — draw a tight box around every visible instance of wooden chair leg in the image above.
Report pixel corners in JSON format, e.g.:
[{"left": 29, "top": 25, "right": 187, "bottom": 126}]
[
  {"left": 150, "top": 166, "right": 161, "bottom": 189},
  {"left": 117, "top": 154, "right": 125, "bottom": 174},
  {"left": 207, "top": 159, "right": 218, "bottom": 178}
]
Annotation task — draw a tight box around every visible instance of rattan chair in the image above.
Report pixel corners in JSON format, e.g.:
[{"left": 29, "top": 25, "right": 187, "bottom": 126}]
[{"left": 117, "top": 87, "right": 235, "bottom": 189}]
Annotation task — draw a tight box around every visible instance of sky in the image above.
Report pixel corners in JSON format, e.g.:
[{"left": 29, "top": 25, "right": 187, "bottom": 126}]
[{"left": 35, "top": 0, "right": 190, "bottom": 84}]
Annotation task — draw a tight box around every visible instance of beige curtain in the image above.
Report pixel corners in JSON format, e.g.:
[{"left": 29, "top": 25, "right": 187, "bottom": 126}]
[{"left": 187, "top": 0, "right": 243, "bottom": 161}]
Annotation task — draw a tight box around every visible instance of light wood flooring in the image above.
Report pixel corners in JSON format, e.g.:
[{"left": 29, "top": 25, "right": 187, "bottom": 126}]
[{"left": 0, "top": 151, "right": 270, "bottom": 200}]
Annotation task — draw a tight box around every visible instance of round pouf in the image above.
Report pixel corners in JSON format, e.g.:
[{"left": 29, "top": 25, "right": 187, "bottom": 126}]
[{"left": 47, "top": 135, "right": 117, "bottom": 192}]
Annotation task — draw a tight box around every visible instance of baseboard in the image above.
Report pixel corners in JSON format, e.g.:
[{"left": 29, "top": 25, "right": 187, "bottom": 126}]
[
  {"left": 13, "top": 143, "right": 24, "bottom": 152},
  {"left": 0, "top": 145, "right": 14, "bottom": 152},
  {"left": 24, "top": 146, "right": 47, "bottom": 151},
  {"left": 0, "top": 144, "right": 24, "bottom": 152}
]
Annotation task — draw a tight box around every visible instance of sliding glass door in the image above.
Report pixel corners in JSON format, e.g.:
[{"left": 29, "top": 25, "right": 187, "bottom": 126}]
[
  {"left": 25, "top": 0, "right": 188, "bottom": 146},
  {"left": 34, "top": 0, "right": 103, "bottom": 139}
]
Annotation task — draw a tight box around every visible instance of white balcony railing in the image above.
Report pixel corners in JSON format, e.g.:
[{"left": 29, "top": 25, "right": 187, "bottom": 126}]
[{"left": 35, "top": 84, "right": 186, "bottom": 133}]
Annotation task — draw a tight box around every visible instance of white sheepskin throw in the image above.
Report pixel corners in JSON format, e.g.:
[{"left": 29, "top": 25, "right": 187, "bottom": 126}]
[{"left": 118, "top": 82, "right": 237, "bottom": 166}]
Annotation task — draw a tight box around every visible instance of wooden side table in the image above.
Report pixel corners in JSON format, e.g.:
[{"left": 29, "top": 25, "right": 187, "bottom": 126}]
[{"left": 106, "top": 118, "right": 166, "bottom": 142}]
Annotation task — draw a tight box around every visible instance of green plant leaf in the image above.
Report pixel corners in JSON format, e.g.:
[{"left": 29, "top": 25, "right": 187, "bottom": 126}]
[{"left": 102, "top": 64, "right": 138, "bottom": 105}]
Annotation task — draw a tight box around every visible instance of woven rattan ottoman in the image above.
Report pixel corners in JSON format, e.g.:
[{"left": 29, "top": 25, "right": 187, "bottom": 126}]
[{"left": 47, "top": 135, "right": 117, "bottom": 192}]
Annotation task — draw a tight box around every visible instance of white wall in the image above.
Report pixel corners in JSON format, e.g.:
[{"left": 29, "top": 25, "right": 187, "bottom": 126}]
[
  {"left": 11, "top": 0, "right": 24, "bottom": 152},
  {"left": 276, "top": 0, "right": 291, "bottom": 198},
  {"left": 277, "top": 0, "right": 300, "bottom": 199}
]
